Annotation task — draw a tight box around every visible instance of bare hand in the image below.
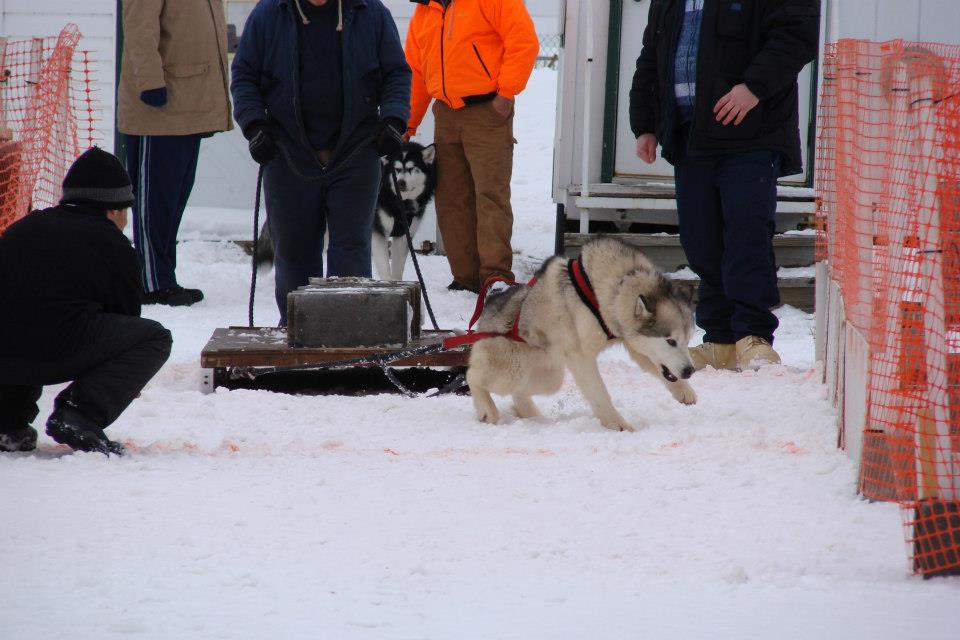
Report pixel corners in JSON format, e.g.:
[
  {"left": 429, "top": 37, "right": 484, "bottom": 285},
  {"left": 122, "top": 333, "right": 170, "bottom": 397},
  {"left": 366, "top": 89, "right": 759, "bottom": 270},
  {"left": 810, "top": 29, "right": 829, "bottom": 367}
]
[
  {"left": 402, "top": 132, "right": 412, "bottom": 143},
  {"left": 635, "top": 133, "right": 657, "bottom": 164},
  {"left": 491, "top": 95, "right": 513, "bottom": 118},
  {"left": 713, "top": 83, "right": 759, "bottom": 125}
]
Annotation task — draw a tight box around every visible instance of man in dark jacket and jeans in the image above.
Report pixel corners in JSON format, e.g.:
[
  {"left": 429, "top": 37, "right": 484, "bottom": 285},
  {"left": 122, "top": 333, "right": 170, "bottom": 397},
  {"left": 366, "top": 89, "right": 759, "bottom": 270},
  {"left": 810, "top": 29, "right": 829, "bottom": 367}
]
[
  {"left": 0, "top": 148, "right": 172, "bottom": 455},
  {"left": 630, "top": 0, "right": 819, "bottom": 370},
  {"left": 231, "top": 0, "right": 411, "bottom": 324}
]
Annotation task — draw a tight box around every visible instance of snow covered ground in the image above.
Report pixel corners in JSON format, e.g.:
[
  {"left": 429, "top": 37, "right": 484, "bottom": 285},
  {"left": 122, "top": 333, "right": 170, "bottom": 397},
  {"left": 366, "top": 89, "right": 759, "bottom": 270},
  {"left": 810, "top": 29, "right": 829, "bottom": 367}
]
[{"left": 4, "top": 70, "right": 960, "bottom": 639}]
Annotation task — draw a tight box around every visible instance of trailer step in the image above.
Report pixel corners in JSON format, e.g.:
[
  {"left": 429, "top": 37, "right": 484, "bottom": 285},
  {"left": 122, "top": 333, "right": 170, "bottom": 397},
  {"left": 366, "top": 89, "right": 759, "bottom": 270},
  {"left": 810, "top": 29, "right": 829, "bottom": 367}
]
[
  {"left": 563, "top": 232, "right": 816, "bottom": 271},
  {"left": 568, "top": 182, "right": 815, "bottom": 202},
  {"left": 669, "top": 275, "right": 816, "bottom": 313}
]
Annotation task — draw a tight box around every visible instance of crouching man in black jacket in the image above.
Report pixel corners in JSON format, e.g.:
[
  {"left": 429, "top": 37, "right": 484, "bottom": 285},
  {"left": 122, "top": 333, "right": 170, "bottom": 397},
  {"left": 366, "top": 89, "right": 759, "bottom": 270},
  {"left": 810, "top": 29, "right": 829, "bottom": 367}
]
[
  {"left": 629, "top": 0, "right": 819, "bottom": 371},
  {"left": 0, "top": 148, "right": 172, "bottom": 455}
]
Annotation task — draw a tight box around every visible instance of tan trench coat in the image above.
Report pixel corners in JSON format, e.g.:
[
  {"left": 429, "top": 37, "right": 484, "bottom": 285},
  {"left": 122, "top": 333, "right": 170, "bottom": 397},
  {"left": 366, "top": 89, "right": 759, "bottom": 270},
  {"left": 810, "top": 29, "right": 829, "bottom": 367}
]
[{"left": 117, "top": 0, "right": 233, "bottom": 136}]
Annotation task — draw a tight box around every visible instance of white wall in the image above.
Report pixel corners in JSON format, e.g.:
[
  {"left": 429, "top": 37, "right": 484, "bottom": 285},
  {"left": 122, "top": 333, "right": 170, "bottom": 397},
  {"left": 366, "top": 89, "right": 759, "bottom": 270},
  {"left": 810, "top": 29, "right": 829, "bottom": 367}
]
[
  {"left": 227, "top": 0, "right": 562, "bottom": 42},
  {"left": 379, "top": 0, "right": 561, "bottom": 42},
  {"left": 825, "top": 0, "right": 960, "bottom": 44},
  {"left": 0, "top": 0, "right": 117, "bottom": 151}
]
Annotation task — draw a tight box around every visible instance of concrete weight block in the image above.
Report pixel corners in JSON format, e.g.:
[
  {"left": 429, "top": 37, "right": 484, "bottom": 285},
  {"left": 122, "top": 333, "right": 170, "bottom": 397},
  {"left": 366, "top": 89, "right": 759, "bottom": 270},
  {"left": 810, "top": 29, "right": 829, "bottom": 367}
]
[{"left": 288, "top": 278, "right": 423, "bottom": 348}]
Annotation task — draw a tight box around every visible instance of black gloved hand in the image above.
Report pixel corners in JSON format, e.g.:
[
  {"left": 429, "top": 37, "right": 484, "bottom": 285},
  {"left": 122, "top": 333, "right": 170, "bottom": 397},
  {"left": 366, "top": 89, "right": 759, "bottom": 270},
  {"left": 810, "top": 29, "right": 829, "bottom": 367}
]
[
  {"left": 140, "top": 87, "right": 168, "bottom": 108},
  {"left": 374, "top": 117, "right": 406, "bottom": 159},
  {"left": 245, "top": 120, "right": 280, "bottom": 166}
]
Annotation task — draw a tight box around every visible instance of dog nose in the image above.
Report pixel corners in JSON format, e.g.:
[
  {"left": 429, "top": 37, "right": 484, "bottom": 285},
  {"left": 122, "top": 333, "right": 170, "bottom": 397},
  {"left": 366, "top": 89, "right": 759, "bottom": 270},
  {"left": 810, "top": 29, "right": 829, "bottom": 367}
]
[
  {"left": 680, "top": 365, "right": 695, "bottom": 379},
  {"left": 397, "top": 180, "right": 407, "bottom": 191}
]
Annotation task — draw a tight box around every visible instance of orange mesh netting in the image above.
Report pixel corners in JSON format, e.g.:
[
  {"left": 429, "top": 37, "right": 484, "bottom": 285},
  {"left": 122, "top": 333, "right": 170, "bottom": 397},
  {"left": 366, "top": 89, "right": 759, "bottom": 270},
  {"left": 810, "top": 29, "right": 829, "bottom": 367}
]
[
  {"left": 816, "top": 39, "right": 960, "bottom": 577},
  {"left": 0, "top": 24, "right": 97, "bottom": 235}
]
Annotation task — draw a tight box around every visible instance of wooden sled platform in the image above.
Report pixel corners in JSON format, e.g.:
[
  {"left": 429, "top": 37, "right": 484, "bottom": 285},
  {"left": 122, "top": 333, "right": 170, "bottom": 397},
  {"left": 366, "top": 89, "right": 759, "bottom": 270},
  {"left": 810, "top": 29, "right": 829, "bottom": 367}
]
[{"left": 200, "top": 327, "right": 469, "bottom": 395}]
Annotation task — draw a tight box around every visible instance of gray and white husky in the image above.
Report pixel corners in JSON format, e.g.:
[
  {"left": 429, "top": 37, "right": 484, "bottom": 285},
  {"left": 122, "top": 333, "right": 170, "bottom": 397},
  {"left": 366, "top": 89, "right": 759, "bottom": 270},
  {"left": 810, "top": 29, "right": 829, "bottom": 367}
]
[
  {"left": 466, "top": 237, "right": 697, "bottom": 431},
  {"left": 373, "top": 142, "right": 436, "bottom": 281}
]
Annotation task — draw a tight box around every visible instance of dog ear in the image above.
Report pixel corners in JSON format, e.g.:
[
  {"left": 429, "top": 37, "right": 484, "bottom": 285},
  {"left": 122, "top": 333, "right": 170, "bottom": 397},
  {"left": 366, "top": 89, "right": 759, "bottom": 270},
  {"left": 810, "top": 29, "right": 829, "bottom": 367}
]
[
  {"left": 421, "top": 143, "right": 436, "bottom": 165},
  {"left": 636, "top": 294, "right": 655, "bottom": 317}
]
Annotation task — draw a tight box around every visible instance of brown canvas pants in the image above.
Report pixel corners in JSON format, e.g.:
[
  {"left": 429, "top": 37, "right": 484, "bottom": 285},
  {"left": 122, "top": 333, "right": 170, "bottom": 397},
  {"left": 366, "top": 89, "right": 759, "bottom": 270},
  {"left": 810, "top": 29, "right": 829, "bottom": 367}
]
[{"left": 433, "top": 100, "right": 515, "bottom": 290}]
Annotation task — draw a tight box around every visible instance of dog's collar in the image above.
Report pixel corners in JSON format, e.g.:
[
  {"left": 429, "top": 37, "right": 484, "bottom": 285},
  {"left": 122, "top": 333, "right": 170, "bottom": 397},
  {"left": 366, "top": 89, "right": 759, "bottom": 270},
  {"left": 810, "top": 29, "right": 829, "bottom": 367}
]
[{"left": 568, "top": 258, "right": 617, "bottom": 340}]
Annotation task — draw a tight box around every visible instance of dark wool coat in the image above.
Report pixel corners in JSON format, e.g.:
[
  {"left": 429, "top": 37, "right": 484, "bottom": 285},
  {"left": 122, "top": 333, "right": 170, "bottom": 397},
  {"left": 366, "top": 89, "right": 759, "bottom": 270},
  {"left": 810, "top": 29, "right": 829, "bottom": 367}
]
[{"left": 629, "top": 0, "right": 820, "bottom": 176}]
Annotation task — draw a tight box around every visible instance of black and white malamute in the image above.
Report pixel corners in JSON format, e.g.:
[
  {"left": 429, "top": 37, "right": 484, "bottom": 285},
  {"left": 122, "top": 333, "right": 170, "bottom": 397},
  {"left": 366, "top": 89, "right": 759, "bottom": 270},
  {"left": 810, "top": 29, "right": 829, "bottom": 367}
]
[{"left": 373, "top": 142, "right": 436, "bottom": 281}]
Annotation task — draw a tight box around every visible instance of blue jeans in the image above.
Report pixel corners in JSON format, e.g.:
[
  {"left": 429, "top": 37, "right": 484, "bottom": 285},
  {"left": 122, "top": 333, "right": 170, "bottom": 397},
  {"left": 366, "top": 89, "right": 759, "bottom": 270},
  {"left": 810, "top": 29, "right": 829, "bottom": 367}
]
[
  {"left": 264, "top": 146, "right": 380, "bottom": 324},
  {"left": 674, "top": 138, "right": 781, "bottom": 344},
  {"left": 126, "top": 134, "right": 202, "bottom": 292}
]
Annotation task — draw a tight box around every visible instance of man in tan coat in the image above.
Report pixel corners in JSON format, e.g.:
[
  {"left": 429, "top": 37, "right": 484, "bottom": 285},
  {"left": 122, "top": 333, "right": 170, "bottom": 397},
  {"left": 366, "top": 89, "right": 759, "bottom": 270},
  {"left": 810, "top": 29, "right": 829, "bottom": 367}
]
[{"left": 118, "top": 0, "right": 232, "bottom": 306}]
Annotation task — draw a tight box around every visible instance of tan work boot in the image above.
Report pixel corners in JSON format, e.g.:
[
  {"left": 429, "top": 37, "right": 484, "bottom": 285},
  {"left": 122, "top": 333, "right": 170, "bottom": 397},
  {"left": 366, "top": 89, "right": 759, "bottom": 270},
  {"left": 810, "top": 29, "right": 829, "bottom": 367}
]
[
  {"left": 689, "top": 342, "right": 738, "bottom": 371},
  {"left": 736, "top": 336, "right": 781, "bottom": 370}
]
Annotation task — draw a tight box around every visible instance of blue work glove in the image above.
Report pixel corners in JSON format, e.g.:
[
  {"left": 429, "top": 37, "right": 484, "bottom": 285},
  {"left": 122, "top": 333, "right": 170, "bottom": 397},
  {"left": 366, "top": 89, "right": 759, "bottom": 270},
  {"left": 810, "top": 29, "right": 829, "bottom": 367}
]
[{"left": 140, "top": 87, "right": 168, "bottom": 108}]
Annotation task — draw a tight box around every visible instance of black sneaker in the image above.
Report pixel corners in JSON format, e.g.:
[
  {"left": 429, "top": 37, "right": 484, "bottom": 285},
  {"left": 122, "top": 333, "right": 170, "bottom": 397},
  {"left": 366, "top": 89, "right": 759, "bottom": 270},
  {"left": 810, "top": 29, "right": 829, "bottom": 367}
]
[
  {"left": 0, "top": 426, "right": 38, "bottom": 452},
  {"left": 46, "top": 408, "right": 124, "bottom": 456},
  {"left": 142, "top": 286, "right": 204, "bottom": 307},
  {"left": 447, "top": 280, "right": 479, "bottom": 294}
]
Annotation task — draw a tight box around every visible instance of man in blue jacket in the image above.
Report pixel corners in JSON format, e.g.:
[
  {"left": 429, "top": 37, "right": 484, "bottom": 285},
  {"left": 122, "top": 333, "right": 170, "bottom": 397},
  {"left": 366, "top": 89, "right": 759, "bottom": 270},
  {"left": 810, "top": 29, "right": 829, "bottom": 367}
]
[{"left": 231, "top": 0, "right": 411, "bottom": 324}]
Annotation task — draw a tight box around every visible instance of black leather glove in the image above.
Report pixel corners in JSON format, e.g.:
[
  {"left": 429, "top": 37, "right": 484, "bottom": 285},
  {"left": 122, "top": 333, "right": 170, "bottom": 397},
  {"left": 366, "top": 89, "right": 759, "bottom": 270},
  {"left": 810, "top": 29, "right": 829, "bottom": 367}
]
[
  {"left": 245, "top": 120, "right": 280, "bottom": 166},
  {"left": 374, "top": 117, "right": 406, "bottom": 159}
]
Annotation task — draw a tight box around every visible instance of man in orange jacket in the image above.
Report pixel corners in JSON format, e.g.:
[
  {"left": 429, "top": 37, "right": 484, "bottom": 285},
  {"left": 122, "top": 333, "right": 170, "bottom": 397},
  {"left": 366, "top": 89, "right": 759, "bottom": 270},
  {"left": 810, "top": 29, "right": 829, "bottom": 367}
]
[{"left": 405, "top": 0, "right": 538, "bottom": 292}]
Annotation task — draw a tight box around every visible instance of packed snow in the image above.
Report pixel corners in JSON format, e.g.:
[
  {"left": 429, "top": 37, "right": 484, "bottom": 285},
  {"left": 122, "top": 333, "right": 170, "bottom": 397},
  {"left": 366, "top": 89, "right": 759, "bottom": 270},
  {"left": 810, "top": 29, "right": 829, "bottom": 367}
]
[{"left": 3, "top": 69, "right": 959, "bottom": 639}]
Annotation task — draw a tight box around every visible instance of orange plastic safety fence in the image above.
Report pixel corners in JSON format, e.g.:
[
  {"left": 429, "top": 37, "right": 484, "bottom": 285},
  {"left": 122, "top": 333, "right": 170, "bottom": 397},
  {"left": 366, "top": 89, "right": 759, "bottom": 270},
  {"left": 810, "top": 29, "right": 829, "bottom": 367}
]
[
  {"left": 816, "top": 39, "right": 960, "bottom": 577},
  {"left": 0, "top": 24, "right": 97, "bottom": 235}
]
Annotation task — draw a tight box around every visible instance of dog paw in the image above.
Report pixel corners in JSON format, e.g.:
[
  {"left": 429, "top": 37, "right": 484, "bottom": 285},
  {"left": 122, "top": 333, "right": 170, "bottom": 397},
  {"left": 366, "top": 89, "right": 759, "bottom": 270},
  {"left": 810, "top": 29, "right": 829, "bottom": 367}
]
[
  {"left": 512, "top": 398, "right": 541, "bottom": 420},
  {"left": 476, "top": 406, "right": 500, "bottom": 424},
  {"left": 670, "top": 381, "right": 697, "bottom": 405},
  {"left": 600, "top": 414, "right": 637, "bottom": 432}
]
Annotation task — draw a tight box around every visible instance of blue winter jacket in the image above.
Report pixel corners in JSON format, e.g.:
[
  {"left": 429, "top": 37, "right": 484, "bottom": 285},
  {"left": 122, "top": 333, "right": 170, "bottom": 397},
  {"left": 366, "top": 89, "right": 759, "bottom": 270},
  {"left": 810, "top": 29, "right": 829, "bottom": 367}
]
[{"left": 231, "top": 0, "right": 411, "bottom": 177}]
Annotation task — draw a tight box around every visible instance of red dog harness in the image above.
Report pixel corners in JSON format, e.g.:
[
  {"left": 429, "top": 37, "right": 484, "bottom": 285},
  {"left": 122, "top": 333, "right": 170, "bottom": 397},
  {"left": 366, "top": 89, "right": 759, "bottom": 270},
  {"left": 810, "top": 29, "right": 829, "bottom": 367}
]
[
  {"left": 566, "top": 258, "right": 616, "bottom": 340},
  {"left": 441, "top": 258, "right": 615, "bottom": 349}
]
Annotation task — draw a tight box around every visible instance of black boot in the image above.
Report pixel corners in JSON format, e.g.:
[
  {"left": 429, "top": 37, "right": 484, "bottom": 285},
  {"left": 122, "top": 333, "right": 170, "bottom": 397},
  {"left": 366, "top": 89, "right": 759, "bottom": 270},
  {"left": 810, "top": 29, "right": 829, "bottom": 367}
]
[
  {"left": 447, "top": 280, "right": 479, "bottom": 294},
  {"left": 45, "top": 407, "right": 124, "bottom": 456},
  {"left": 0, "top": 426, "right": 38, "bottom": 452},
  {"left": 142, "top": 286, "right": 204, "bottom": 307}
]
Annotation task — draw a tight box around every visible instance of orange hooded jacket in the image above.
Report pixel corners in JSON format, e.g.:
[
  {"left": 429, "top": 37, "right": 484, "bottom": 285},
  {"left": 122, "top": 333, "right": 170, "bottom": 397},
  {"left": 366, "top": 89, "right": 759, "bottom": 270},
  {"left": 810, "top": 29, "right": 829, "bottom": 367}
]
[{"left": 404, "top": 0, "right": 539, "bottom": 136}]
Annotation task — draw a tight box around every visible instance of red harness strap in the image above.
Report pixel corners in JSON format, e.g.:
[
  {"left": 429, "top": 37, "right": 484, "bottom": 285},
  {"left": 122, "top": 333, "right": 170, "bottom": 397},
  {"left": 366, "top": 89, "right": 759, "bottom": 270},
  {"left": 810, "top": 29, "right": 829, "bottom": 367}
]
[
  {"left": 441, "top": 275, "right": 536, "bottom": 349},
  {"left": 441, "top": 258, "right": 614, "bottom": 350},
  {"left": 567, "top": 258, "right": 616, "bottom": 340}
]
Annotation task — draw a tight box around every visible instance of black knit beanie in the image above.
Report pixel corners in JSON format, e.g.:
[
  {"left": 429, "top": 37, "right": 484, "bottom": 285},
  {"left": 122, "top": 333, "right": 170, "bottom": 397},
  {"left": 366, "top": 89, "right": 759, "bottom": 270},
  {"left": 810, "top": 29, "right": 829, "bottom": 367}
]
[{"left": 60, "top": 147, "right": 135, "bottom": 210}]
